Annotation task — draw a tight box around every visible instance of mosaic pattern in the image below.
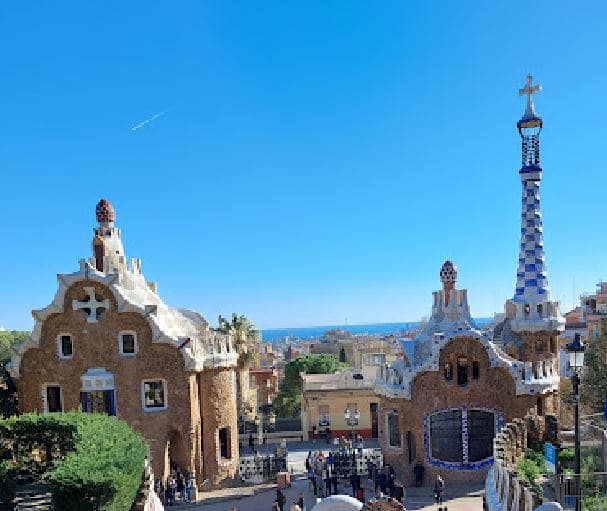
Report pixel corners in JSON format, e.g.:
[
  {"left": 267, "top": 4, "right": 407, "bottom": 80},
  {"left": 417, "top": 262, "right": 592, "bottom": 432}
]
[
  {"left": 439, "top": 260, "right": 457, "bottom": 284},
  {"left": 423, "top": 406, "right": 505, "bottom": 472},
  {"left": 96, "top": 198, "right": 115, "bottom": 223},
  {"left": 514, "top": 178, "right": 549, "bottom": 303}
]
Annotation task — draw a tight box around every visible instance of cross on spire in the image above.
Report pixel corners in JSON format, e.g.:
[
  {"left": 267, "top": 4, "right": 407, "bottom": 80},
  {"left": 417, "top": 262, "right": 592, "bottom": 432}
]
[
  {"left": 73, "top": 286, "right": 109, "bottom": 323},
  {"left": 519, "top": 74, "right": 541, "bottom": 119}
]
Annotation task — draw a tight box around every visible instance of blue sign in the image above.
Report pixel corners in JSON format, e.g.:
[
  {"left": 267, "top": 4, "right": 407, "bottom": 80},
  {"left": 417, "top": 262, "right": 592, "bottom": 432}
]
[
  {"left": 603, "top": 399, "right": 607, "bottom": 421},
  {"left": 544, "top": 442, "right": 556, "bottom": 474}
]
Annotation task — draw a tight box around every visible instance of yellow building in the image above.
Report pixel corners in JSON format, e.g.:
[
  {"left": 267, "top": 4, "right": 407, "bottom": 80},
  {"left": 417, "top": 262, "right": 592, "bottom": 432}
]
[{"left": 301, "top": 369, "right": 379, "bottom": 441}]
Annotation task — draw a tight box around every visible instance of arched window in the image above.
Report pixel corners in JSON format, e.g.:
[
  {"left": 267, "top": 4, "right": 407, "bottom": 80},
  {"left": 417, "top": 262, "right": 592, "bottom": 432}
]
[
  {"left": 457, "top": 357, "right": 468, "bottom": 386},
  {"left": 428, "top": 408, "right": 496, "bottom": 466},
  {"left": 472, "top": 361, "right": 480, "bottom": 380},
  {"left": 444, "top": 363, "right": 453, "bottom": 381}
]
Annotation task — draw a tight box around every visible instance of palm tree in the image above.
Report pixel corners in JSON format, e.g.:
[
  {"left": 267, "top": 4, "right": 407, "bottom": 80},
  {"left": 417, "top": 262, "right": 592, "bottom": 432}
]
[{"left": 216, "top": 313, "right": 260, "bottom": 367}]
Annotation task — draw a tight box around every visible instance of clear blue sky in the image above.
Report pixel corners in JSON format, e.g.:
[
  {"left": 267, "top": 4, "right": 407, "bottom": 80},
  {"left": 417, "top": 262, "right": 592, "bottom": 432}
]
[{"left": 1, "top": 1, "right": 606, "bottom": 331}]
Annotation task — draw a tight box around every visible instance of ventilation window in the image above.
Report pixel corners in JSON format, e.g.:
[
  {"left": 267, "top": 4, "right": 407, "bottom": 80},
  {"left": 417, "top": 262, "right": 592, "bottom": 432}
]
[
  {"left": 535, "top": 340, "right": 544, "bottom": 353},
  {"left": 142, "top": 380, "right": 167, "bottom": 411},
  {"left": 472, "top": 361, "right": 480, "bottom": 380},
  {"left": 119, "top": 331, "right": 137, "bottom": 356},
  {"left": 219, "top": 427, "right": 232, "bottom": 459},
  {"left": 388, "top": 413, "right": 401, "bottom": 448},
  {"left": 57, "top": 334, "right": 73, "bottom": 359},
  {"left": 457, "top": 357, "right": 468, "bottom": 386}
]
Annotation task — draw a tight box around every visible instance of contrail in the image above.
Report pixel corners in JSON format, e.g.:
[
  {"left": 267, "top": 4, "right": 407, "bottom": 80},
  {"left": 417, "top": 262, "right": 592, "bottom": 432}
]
[{"left": 130, "top": 109, "right": 169, "bottom": 131}]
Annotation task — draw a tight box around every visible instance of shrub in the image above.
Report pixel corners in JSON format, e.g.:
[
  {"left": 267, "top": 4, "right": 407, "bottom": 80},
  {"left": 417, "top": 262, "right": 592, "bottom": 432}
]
[
  {"left": 518, "top": 449, "right": 545, "bottom": 494},
  {"left": 1, "top": 412, "right": 147, "bottom": 511},
  {"left": 0, "top": 460, "right": 17, "bottom": 504},
  {"left": 46, "top": 413, "right": 147, "bottom": 511}
]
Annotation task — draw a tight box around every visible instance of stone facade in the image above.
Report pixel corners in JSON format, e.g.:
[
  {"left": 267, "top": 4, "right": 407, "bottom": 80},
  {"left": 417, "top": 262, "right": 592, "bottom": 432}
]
[
  {"left": 484, "top": 414, "right": 560, "bottom": 511},
  {"left": 10, "top": 199, "right": 240, "bottom": 489}
]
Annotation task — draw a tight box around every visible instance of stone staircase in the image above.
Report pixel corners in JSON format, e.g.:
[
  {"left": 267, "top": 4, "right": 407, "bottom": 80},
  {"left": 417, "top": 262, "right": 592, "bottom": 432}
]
[{"left": 13, "top": 484, "right": 51, "bottom": 511}]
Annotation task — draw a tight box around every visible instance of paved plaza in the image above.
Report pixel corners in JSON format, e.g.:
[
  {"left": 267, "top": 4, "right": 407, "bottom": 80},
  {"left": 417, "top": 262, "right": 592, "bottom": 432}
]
[{"left": 174, "top": 476, "right": 483, "bottom": 511}]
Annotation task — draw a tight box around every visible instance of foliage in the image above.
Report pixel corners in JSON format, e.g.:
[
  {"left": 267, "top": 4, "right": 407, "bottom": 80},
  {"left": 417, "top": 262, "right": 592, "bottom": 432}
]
[
  {"left": 272, "top": 354, "right": 346, "bottom": 417},
  {"left": 558, "top": 447, "right": 574, "bottom": 462},
  {"left": 0, "top": 365, "right": 18, "bottom": 418},
  {"left": 0, "top": 331, "right": 29, "bottom": 365},
  {"left": 517, "top": 448, "right": 544, "bottom": 494},
  {"left": 0, "top": 412, "right": 147, "bottom": 511},
  {"left": 0, "top": 460, "right": 17, "bottom": 504},
  {"left": 581, "top": 320, "right": 607, "bottom": 412},
  {"left": 582, "top": 494, "right": 607, "bottom": 511},
  {"left": 216, "top": 313, "right": 260, "bottom": 367}
]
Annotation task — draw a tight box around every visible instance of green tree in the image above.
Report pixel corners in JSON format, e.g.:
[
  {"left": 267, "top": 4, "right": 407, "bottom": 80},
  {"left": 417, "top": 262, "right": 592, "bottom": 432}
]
[
  {"left": 580, "top": 320, "right": 607, "bottom": 412},
  {"left": 215, "top": 314, "right": 260, "bottom": 366},
  {"left": 272, "top": 354, "right": 346, "bottom": 417},
  {"left": 0, "top": 331, "right": 29, "bottom": 365}
]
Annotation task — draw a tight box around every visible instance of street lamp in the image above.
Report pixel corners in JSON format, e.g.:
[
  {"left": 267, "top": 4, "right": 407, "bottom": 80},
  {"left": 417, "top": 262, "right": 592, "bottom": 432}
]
[
  {"left": 566, "top": 333, "right": 586, "bottom": 511},
  {"left": 255, "top": 409, "right": 276, "bottom": 454},
  {"left": 344, "top": 407, "right": 360, "bottom": 443}
]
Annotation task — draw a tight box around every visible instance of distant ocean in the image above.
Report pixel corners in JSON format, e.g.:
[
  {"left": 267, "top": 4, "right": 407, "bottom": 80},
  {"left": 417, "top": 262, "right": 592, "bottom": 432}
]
[{"left": 261, "top": 319, "right": 492, "bottom": 342}]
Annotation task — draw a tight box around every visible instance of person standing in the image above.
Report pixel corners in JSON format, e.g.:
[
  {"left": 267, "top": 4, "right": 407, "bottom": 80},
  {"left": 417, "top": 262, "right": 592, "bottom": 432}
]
[
  {"left": 413, "top": 461, "right": 425, "bottom": 487},
  {"left": 297, "top": 492, "right": 305, "bottom": 511},
  {"left": 331, "top": 470, "right": 338, "bottom": 495},
  {"left": 434, "top": 474, "right": 445, "bottom": 507},
  {"left": 324, "top": 468, "right": 332, "bottom": 496}
]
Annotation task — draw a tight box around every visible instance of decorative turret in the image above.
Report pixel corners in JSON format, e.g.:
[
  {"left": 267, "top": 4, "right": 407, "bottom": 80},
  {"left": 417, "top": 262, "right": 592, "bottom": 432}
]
[
  {"left": 91, "top": 198, "right": 128, "bottom": 275},
  {"left": 440, "top": 260, "right": 457, "bottom": 305},
  {"left": 507, "top": 76, "right": 563, "bottom": 334}
]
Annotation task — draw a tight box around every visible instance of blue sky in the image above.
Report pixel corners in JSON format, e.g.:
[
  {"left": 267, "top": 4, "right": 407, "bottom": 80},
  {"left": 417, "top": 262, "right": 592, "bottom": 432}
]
[{"left": 1, "top": 1, "right": 606, "bottom": 330}]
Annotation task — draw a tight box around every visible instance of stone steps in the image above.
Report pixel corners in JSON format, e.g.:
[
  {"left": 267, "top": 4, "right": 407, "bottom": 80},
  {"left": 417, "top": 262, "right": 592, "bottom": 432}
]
[{"left": 14, "top": 484, "right": 51, "bottom": 511}]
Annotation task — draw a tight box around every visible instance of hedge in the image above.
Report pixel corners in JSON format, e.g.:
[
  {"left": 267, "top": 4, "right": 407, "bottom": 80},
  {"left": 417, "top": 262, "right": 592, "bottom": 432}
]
[
  {"left": 0, "top": 460, "right": 17, "bottom": 504},
  {"left": 0, "top": 412, "right": 148, "bottom": 511}
]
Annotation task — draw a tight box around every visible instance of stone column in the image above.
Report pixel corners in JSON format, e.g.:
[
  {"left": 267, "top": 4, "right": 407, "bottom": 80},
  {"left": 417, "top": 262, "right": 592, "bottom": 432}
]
[{"left": 200, "top": 367, "right": 239, "bottom": 488}]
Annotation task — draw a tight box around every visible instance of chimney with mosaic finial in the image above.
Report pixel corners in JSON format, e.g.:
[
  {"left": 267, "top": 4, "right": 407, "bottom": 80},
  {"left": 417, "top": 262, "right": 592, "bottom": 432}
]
[
  {"left": 506, "top": 75, "right": 564, "bottom": 336},
  {"left": 91, "top": 198, "right": 127, "bottom": 274}
]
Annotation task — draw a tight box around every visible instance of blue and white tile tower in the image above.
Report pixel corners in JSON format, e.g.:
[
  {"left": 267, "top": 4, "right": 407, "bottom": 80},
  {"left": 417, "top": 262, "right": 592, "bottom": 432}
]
[{"left": 509, "top": 75, "right": 564, "bottom": 333}]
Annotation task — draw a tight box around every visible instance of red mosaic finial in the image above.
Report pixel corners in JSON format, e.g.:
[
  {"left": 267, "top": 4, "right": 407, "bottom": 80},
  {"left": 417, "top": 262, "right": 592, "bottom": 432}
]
[
  {"left": 440, "top": 260, "right": 457, "bottom": 286},
  {"left": 96, "top": 198, "right": 115, "bottom": 223}
]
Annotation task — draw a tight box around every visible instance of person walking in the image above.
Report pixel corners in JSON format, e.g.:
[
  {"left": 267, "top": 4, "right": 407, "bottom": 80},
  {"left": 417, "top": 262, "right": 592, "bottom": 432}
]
[
  {"left": 297, "top": 492, "right": 305, "bottom": 511},
  {"left": 176, "top": 470, "right": 184, "bottom": 503},
  {"left": 386, "top": 471, "right": 395, "bottom": 497},
  {"left": 434, "top": 474, "right": 445, "bottom": 508},
  {"left": 276, "top": 489, "right": 286, "bottom": 511}
]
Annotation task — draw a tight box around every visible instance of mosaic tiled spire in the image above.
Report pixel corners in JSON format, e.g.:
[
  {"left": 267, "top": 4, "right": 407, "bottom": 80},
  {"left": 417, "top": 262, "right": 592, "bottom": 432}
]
[{"left": 513, "top": 75, "right": 549, "bottom": 304}]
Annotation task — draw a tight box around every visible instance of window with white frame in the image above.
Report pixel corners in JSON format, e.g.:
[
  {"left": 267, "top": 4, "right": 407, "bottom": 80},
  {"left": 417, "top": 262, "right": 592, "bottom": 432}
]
[
  {"left": 119, "top": 331, "right": 137, "bottom": 356},
  {"left": 44, "top": 384, "right": 63, "bottom": 412},
  {"left": 57, "top": 334, "right": 73, "bottom": 359},
  {"left": 319, "top": 405, "right": 330, "bottom": 427},
  {"left": 142, "top": 379, "right": 167, "bottom": 411}
]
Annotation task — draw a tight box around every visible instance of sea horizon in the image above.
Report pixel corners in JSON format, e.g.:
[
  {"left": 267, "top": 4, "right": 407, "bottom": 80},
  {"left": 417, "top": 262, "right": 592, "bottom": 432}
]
[{"left": 261, "top": 318, "right": 493, "bottom": 342}]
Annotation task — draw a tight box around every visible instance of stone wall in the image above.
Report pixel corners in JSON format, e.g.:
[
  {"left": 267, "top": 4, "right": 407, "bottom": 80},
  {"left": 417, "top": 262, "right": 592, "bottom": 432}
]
[
  {"left": 484, "top": 414, "right": 561, "bottom": 511},
  {"left": 199, "top": 367, "right": 239, "bottom": 488},
  {"left": 380, "top": 336, "right": 554, "bottom": 486}
]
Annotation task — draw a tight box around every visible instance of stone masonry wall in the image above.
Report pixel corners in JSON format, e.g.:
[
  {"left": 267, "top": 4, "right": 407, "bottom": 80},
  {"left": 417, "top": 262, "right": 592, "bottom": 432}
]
[
  {"left": 17, "top": 281, "right": 196, "bottom": 485},
  {"left": 200, "top": 367, "right": 239, "bottom": 488},
  {"left": 485, "top": 414, "right": 560, "bottom": 511},
  {"left": 380, "top": 337, "right": 557, "bottom": 487}
]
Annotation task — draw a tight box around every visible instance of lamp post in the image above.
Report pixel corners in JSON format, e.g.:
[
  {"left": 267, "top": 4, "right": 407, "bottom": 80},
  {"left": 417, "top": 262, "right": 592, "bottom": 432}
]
[
  {"left": 344, "top": 407, "right": 360, "bottom": 444},
  {"left": 255, "top": 409, "right": 276, "bottom": 454},
  {"left": 566, "top": 333, "right": 585, "bottom": 511}
]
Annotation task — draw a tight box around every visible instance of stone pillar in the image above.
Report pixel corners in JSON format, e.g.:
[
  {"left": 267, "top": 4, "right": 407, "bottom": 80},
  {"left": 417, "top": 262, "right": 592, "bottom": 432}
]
[{"left": 200, "top": 367, "right": 239, "bottom": 488}]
